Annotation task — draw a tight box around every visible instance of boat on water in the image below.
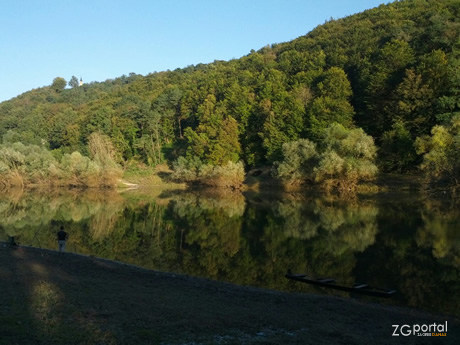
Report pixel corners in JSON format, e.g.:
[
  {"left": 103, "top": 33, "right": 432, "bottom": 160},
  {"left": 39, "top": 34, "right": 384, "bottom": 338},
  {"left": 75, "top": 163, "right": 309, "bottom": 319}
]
[{"left": 285, "top": 271, "right": 397, "bottom": 298}]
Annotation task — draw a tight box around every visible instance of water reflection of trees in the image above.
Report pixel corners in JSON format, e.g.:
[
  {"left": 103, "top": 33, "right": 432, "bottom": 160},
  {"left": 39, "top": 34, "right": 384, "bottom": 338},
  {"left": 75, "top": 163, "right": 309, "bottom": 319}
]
[
  {"left": 254, "top": 196, "right": 379, "bottom": 290},
  {"left": 170, "top": 190, "right": 246, "bottom": 219},
  {"left": 0, "top": 189, "right": 126, "bottom": 250},
  {"left": 354, "top": 196, "right": 460, "bottom": 316},
  {"left": 414, "top": 198, "right": 460, "bottom": 315},
  {"left": 167, "top": 191, "right": 245, "bottom": 277},
  {"left": 158, "top": 193, "right": 381, "bottom": 297},
  {"left": 1, "top": 188, "right": 458, "bottom": 316},
  {"left": 0, "top": 189, "right": 55, "bottom": 235},
  {"left": 275, "top": 197, "right": 378, "bottom": 253},
  {"left": 417, "top": 198, "right": 460, "bottom": 268}
]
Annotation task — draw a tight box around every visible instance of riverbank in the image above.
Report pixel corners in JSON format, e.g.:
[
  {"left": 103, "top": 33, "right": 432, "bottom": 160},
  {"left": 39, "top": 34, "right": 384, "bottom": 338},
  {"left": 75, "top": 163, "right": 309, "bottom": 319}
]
[{"left": 1, "top": 244, "right": 458, "bottom": 345}]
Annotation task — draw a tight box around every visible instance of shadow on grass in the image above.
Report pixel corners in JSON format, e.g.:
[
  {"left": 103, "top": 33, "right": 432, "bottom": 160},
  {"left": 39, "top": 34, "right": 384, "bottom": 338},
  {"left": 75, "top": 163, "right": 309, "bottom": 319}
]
[
  {"left": 0, "top": 246, "right": 119, "bottom": 345},
  {"left": 2, "top": 243, "right": 460, "bottom": 345}
]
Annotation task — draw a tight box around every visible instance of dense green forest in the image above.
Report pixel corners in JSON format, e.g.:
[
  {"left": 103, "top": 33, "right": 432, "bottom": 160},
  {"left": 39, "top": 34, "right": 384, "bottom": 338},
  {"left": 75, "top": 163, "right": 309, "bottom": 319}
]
[{"left": 0, "top": 0, "right": 459, "bottom": 189}]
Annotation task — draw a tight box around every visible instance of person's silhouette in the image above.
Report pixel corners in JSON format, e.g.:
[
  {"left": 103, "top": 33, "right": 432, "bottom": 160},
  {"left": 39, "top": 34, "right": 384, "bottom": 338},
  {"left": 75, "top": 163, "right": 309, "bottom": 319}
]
[{"left": 57, "top": 226, "right": 68, "bottom": 252}]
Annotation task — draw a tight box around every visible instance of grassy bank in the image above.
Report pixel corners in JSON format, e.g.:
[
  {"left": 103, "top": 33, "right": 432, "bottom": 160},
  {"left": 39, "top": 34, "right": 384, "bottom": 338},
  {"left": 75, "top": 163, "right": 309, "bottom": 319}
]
[
  {"left": 1, "top": 244, "right": 458, "bottom": 345},
  {"left": 121, "top": 163, "right": 186, "bottom": 189}
]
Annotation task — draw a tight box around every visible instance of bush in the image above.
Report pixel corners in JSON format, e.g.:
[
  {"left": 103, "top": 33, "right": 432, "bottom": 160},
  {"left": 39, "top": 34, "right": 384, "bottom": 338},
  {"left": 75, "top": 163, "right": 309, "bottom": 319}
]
[
  {"left": 199, "top": 161, "right": 245, "bottom": 189},
  {"left": 276, "top": 123, "right": 378, "bottom": 192},
  {"left": 0, "top": 141, "right": 121, "bottom": 189},
  {"left": 171, "top": 156, "right": 203, "bottom": 182},
  {"left": 315, "top": 124, "right": 378, "bottom": 192},
  {"left": 276, "top": 139, "right": 318, "bottom": 185},
  {"left": 0, "top": 145, "right": 26, "bottom": 188},
  {"left": 172, "top": 157, "right": 245, "bottom": 189},
  {"left": 415, "top": 115, "right": 460, "bottom": 186}
]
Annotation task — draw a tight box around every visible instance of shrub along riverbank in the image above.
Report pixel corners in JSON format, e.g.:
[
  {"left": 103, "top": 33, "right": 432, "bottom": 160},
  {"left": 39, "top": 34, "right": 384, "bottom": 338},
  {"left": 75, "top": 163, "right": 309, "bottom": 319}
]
[
  {"left": 1, "top": 244, "right": 458, "bottom": 345},
  {"left": 0, "top": 133, "right": 122, "bottom": 190}
]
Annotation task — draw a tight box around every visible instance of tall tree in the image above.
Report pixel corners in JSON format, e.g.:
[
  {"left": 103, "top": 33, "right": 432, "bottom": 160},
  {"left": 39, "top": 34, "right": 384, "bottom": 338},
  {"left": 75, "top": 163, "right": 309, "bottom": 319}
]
[
  {"left": 360, "top": 40, "right": 415, "bottom": 138},
  {"left": 307, "top": 67, "right": 354, "bottom": 140},
  {"left": 51, "top": 77, "right": 67, "bottom": 93},
  {"left": 184, "top": 95, "right": 241, "bottom": 165},
  {"left": 68, "top": 76, "right": 80, "bottom": 89}
]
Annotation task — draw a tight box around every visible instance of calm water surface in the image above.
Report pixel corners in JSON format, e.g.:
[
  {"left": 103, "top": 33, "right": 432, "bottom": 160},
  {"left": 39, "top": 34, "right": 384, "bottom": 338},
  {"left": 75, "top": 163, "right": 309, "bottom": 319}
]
[{"left": 1, "top": 188, "right": 458, "bottom": 316}]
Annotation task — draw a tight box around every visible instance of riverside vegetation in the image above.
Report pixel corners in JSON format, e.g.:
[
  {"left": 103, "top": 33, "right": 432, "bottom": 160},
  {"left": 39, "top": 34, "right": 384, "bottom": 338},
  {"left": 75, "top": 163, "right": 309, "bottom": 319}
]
[
  {"left": 1, "top": 2, "right": 459, "bottom": 343},
  {"left": 0, "top": 0, "right": 459, "bottom": 192}
]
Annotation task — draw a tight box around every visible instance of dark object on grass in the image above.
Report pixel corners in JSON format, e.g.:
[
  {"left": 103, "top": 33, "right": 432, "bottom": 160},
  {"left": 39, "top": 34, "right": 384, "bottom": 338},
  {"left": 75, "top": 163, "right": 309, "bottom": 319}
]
[{"left": 285, "top": 270, "right": 396, "bottom": 298}]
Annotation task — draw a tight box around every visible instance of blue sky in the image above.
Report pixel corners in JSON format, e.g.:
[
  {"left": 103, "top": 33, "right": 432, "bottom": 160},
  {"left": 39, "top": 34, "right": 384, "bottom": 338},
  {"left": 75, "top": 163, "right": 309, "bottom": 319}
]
[{"left": 0, "top": 0, "right": 386, "bottom": 102}]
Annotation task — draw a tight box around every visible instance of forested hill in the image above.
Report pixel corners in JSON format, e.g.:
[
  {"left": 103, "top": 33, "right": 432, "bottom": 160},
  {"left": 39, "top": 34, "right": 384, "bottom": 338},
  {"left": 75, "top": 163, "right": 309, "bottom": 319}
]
[{"left": 0, "top": 0, "right": 459, "bottom": 177}]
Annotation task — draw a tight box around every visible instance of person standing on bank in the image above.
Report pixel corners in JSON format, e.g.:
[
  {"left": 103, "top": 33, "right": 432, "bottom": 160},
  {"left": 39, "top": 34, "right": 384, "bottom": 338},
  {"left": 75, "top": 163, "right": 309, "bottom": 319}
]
[{"left": 57, "top": 226, "right": 68, "bottom": 252}]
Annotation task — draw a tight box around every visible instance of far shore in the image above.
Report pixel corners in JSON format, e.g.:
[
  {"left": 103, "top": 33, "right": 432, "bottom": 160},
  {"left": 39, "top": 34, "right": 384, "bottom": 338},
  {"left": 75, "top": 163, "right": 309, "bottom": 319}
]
[{"left": 1, "top": 243, "right": 458, "bottom": 344}]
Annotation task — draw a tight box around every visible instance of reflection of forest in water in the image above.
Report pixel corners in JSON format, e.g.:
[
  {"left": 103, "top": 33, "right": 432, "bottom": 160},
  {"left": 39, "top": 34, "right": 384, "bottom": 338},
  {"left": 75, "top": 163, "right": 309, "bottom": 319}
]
[{"left": 1, "top": 188, "right": 458, "bottom": 316}]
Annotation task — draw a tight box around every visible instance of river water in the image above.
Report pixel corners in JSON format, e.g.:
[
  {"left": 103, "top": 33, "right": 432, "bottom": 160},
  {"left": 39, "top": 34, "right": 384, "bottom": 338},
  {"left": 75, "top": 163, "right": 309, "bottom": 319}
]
[{"left": 1, "top": 187, "right": 458, "bottom": 316}]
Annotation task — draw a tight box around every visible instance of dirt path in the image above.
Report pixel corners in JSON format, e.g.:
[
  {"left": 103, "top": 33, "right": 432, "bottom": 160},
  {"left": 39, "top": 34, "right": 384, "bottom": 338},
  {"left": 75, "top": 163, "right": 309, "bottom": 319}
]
[{"left": 0, "top": 244, "right": 458, "bottom": 344}]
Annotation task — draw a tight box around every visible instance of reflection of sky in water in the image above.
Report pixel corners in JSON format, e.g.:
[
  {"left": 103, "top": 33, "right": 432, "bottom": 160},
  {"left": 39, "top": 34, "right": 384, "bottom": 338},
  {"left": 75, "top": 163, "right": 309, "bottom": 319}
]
[{"left": 0, "top": 189, "right": 459, "bottom": 316}]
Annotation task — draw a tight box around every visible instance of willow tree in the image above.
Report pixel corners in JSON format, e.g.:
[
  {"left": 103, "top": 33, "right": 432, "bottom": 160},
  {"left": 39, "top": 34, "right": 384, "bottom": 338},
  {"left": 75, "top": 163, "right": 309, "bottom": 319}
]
[
  {"left": 87, "top": 132, "right": 122, "bottom": 186},
  {"left": 276, "top": 139, "right": 318, "bottom": 186},
  {"left": 415, "top": 115, "right": 460, "bottom": 187},
  {"left": 314, "top": 124, "right": 378, "bottom": 192},
  {"left": 277, "top": 123, "right": 378, "bottom": 193}
]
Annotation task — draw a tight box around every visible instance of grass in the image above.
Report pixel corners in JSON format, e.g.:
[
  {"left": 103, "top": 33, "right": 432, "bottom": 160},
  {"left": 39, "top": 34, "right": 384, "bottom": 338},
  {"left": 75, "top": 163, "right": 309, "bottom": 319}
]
[
  {"left": 1, "top": 244, "right": 458, "bottom": 345},
  {"left": 121, "top": 162, "right": 186, "bottom": 189}
]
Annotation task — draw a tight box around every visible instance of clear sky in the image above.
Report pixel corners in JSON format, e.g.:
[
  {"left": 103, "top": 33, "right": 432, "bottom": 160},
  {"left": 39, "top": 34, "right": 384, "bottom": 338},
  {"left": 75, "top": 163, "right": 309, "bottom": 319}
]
[{"left": 0, "top": 0, "right": 387, "bottom": 102}]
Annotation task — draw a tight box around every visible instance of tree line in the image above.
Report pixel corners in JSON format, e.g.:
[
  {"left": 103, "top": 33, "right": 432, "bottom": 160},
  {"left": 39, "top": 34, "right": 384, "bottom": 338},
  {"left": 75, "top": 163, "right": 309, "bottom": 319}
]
[{"left": 0, "top": 0, "right": 458, "bottom": 190}]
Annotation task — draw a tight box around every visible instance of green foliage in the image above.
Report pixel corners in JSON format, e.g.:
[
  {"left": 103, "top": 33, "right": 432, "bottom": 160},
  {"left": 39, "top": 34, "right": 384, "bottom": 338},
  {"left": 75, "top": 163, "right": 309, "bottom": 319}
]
[
  {"left": 260, "top": 92, "right": 305, "bottom": 162},
  {"left": 0, "top": 142, "right": 57, "bottom": 187},
  {"left": 276, "top": 139, "right": 318, "bottom": 185},
  {"left": 306, "top": 67, "right": 354, "bottom": 140},
  {"left": 393, "top": 69, "right": 434, "bottom": 136},
  {"left": 60, "top": 151, "right": 100, "bottom": 185},
  {"left": 0, "top": 0, "right": 458, "bottom": 184},
  {"left": 88, "top": 132, "right": 118, "bottom": 167},
  {"left": 380, "top": 120, "right": 418, "bottom": 172},
  {"left": 199, "top": 161, "right": 245, "bottom": 189},
  {"left": 277, "top": 123, "right": 378, "bottom": 192},
  {"left": 51, "top": 77, "right": 67, "bottom": 93},
  {"left": 172, "top": 156, "right": 245, "bottom": 189},
  {"left": 360, "top": 39, "right": 416, "bottom": 137},
  {"left": 171, "top": 156, "right": 203, "bottom": 182},
  {"left": 0, "top": 145, "right": 25, "bottom": 170},
  {"left": 68, "top": 75, "right": 80, "bottom": 89},
  {"left": 0, "top": 140, "right": 121, "bottom": 189},
  {"left": 415, "top": 115, "right": 460, "bottom": 186},
  {"left": 184, "top": 95, "right": 241, "bottom": 165},
  {"left": 315, "top": 124, "right": 378, "bottom": 189},
  {"left": 2, "top": 130, "right": 22, "bottom": 144}
]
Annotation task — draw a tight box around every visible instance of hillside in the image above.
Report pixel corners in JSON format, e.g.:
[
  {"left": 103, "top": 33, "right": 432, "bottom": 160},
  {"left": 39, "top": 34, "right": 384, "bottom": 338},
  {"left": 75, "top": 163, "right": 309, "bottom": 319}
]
[{"left": 0, "top": 0, "right": 458, "bottom": 186}]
